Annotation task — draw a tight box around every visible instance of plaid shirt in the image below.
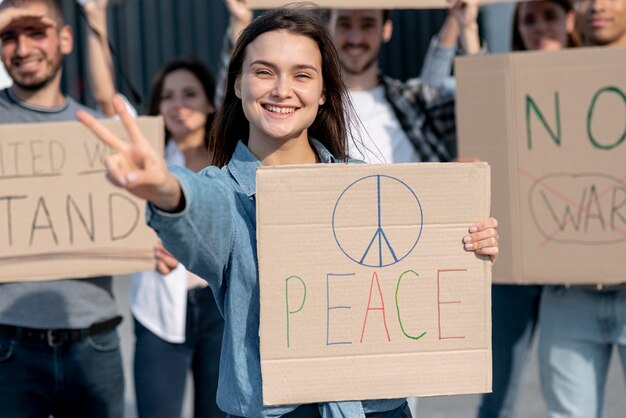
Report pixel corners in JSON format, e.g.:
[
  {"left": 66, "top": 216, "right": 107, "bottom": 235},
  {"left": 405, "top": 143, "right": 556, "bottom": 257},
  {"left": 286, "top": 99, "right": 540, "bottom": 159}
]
[{"left": 380, "top": 73, "right": 457, "bottom": 162}]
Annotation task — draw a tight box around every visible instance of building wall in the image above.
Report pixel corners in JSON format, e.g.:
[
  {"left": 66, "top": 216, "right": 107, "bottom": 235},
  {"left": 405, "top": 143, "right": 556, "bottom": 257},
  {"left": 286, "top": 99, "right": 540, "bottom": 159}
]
[
  {"left": 58, "top": 1, "right": 456, "bottom": 113},
  {"left": 4, "top": 1, "right": 515, "bottom": 110}
]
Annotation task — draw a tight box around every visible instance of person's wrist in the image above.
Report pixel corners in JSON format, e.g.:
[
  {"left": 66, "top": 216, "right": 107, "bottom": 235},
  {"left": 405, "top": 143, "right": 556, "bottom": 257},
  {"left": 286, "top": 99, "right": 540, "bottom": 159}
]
[
  {"left": 85, "top": 14, "right": 107, "bottom": 32},
  {"left": 154, "top": 174, "right": 184, "bottom": 212},
  {"left": 460, "top": 21, "right": 478, "bottom": 32}
]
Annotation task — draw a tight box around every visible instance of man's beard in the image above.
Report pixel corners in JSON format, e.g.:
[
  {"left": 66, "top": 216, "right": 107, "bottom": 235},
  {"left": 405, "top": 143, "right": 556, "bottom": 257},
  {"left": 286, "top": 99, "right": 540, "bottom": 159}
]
[
  {"left": 8, "top": 54, "right": 62, "bottom": 92},
  {"left": 341, "top": 55, "right": 378, "bottom": 76}
]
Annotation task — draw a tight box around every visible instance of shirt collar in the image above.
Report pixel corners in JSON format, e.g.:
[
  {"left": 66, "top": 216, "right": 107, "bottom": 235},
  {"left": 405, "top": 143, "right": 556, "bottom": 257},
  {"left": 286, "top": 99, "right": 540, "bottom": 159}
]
[
  {"left": 5, "top": 88, "right": 71, "bottom": 114},
  {"left": 226, "top": 138, "right": 337, "bottom": 198}
]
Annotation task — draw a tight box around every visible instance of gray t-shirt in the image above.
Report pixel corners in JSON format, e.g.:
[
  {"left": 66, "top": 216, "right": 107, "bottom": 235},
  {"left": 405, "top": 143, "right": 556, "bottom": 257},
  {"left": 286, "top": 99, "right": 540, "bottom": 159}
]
[{"left": 0, "top": 88, "right": 118, "bottom": 328}]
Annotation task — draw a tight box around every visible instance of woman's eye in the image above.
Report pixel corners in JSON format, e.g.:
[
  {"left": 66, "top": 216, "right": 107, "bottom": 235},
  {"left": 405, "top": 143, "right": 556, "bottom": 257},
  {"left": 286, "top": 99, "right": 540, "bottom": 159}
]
[
  {"left": 544, "top": 10, "right": 558, "bottom": 21},
  {"left": 522, "top": 15, "right": 536, "bottom": 26}
]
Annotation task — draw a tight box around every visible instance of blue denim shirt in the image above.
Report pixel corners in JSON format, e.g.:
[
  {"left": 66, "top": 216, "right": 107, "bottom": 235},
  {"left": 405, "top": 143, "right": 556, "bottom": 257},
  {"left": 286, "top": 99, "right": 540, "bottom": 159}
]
[{"left": 146, "top": 140, "right": 406, "bottom": 417}]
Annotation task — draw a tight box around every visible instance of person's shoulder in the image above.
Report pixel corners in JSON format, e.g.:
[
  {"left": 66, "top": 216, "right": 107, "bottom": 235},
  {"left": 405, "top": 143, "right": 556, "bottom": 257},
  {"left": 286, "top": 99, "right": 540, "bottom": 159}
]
[
  {"left": 0, "top": 88, "right": 10, "bottom": 101},
  {"left": 386, "top": 73, "right": 455, "bottom": 105},
  {"left": 65, "top": 97, "right": 105, "bottom": 119},
  {"left": 383, "top": 73, "right": 436, "bottom": 93},
  {"left": 0, "top": 88, "right": 26, "bottom": 123},
  {"left": 379, "top": 73, "right": 403, "bottom": 90},
  {"left": 0, "top": 88, "right": 13, "bottom": 109}
]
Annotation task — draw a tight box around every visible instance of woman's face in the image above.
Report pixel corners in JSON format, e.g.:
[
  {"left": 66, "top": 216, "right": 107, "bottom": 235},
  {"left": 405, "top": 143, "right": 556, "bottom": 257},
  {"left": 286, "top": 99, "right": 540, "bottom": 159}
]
[
  {"left": 517, "top": 1, "right": 575, "bottom": 50},
  {"left": 235, "top": 29, "right": 326, "bottom": 147},
  {"left": 159, "top": 69, "right": 214, "bottom": 140}
]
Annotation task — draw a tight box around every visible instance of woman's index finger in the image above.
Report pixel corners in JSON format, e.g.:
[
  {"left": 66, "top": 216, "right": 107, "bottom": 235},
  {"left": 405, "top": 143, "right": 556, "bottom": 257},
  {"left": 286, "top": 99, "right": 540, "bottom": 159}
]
[
  {"left": 76, "top": 110, "right": 129, "bottom": 153},
  {"left": 113, "top": 95, "right": 151, "bottom": 148}
]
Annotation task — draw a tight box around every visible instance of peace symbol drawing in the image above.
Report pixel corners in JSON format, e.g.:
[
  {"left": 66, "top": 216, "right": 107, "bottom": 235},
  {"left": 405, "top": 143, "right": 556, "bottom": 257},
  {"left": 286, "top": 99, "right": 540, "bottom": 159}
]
[{"left": 332, "top": 175, "right": 423, "bottom": 268}]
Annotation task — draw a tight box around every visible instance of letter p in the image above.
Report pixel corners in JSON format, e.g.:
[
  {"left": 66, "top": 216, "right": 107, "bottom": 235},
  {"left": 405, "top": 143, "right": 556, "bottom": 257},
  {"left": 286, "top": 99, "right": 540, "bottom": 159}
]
[{"left": 285, "top": 275, "right": 307, "bottom": 348}]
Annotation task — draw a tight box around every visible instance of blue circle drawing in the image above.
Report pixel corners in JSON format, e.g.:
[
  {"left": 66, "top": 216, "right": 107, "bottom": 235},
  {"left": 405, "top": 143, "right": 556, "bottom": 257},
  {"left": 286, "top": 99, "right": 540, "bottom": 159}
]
[{"left": 332, "top": 174, "right": 423, "bottom": 268}]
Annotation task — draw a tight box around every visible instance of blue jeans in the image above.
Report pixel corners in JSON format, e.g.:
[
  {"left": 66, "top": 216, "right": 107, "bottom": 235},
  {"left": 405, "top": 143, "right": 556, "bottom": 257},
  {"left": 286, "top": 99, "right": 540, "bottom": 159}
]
[
  {"left": 227, "top": 400, "right": 412, "bottom": 418},
  {"left": 0, "top": 328, "right": 124, "bottom": 418},
  {"left": 538, "top": 285, "right": 626, "bottom": 418},
  {"left": 134, "top": 286, "right": 225, "bottom": 418},
  {"left": 477, "top": 284, "right": 542, "bottom": 418}
]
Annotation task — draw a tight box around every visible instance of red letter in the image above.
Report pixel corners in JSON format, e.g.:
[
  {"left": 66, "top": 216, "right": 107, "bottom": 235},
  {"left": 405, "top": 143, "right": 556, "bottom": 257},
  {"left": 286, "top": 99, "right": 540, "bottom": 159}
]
[
  {"left": 437, "top": 269, "right": 467, "bottom": 340},
  {"left": 360, "top": 271, "right": 390, "bottom": 343}
]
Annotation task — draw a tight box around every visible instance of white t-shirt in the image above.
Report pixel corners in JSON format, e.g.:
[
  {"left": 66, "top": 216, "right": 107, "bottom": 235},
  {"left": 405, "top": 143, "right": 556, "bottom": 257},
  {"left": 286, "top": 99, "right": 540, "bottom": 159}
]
[
  {"left": 0, "top": 63, "right": 12, "bottom": 90},
  {"left": 348, "top": 86, "right": 420, "bottom": 164},
  {"left": 130, "top": 140, "right": 189, "bottom": 343}
]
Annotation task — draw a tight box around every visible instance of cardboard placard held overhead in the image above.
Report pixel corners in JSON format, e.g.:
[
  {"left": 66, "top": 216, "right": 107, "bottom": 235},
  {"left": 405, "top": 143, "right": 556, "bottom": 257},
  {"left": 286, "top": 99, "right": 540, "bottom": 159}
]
[
  {"left": 256, "top": 163, "right": 491, "bottom": 406},
  {"left": 0, "top": 117, "right": 163, "bottom": 283},
  {"left": 250, "top": 0, "right": 518, "bottom": 9},
  {"left": 456, "top": 46, "right": 626, "bottom": 285}
]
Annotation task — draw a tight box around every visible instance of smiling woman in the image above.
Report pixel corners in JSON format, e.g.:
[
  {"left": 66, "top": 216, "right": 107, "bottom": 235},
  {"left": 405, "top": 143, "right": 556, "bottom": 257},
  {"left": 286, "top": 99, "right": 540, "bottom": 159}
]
[
  {"left": 512, "top": 0, "right": 579, "bottom": 51},
  {"left": 210, "top": 6, "right": 350, "bottom": 169},
  {"left": 77, "top": 6, "right": 499, "bottom": 418},
  {"left": 235, "top": 30, "right": 326, "bottom": 164}
]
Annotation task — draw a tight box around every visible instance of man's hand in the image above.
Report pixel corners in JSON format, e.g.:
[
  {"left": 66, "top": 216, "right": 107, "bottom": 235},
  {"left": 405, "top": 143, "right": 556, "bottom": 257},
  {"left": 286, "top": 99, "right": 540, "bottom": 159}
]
[
  {"left": 449, "top": 0, "right": 480, "bottom": 54},
  {"left": 449, "top": 0, "right": 479, "bottom": 31},
  {"left": 79, "top": 0, "right": 109, "bottom": 28},
  {"left": 0, "top": 7, "right": 54, "bottom": 36},
  {"left": 80, "top": 0, "right": 109, "bottom": 14},
  {"left": 224, "top": 0, "right": 253, "bottom": 40}
]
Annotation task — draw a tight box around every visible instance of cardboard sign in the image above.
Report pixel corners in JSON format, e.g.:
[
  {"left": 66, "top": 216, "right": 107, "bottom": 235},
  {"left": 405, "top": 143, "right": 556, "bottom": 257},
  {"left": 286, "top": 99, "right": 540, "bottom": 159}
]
[
  {"left": 456, "top": 46, "right": 626, "bottom": 285},
  {"left": 257, "top": 162, "right": 491, "bottom": 405},
  {"left": 0, "top": 117, "right": 163, "bottom": 283},
  {"left": 250, "top": 0, "right": 518, "bottom": 9}
]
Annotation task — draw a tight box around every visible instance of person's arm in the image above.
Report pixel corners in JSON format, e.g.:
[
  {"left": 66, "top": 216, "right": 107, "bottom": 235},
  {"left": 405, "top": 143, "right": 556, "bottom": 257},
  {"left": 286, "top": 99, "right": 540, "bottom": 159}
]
[
  {"left": 421, "top": 0, "right": 480, "bottom": 88},
  {"left": 77, "top": 96, "right": 233, "bottom": 287},
  {"left": 454, "top": 0, "right": 481, "bottom": 55},
  {"left": 215, "top": 0, "right": 253, "bottom": 107},
  {"left": 81, "top": 0, "right": 117, "bottom": 116},
  {"left": 225, "top": 0, "right": 253, "bottom": 41},
  {"left": 77, "top": 96, "right": 180, "bottom": 208}
]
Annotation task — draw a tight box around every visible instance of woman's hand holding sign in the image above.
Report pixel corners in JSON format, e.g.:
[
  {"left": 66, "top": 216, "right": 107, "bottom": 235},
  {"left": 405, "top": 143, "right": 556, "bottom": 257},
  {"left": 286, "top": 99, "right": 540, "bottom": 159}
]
[
  {"left": 76, "top": 95, "right": 183, "bottom": 212},
  {"left": 464, "top": 217, "right": 499, "bottom": 263}
]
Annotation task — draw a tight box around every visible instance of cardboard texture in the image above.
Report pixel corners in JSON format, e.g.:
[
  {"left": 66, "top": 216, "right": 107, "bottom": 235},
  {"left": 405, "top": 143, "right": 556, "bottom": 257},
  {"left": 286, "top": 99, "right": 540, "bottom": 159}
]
[
  {"left": 0, "top": 117, "right": 163, "bottom": 283},
  {"left": 256, "top": 163, "right": 491, "bottom": 405},
  {"left": 456, "top": 46, "right": 626, "bottom": 285},
  {"left": 250, "top": 0, "right": 518, "bottom": 9}
]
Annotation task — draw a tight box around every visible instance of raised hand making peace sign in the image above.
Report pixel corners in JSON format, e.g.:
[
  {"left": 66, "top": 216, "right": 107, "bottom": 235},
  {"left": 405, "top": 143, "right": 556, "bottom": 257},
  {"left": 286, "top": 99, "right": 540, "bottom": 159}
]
[{"left": 77, "top": 95, "right": 183, "bottom": 211}]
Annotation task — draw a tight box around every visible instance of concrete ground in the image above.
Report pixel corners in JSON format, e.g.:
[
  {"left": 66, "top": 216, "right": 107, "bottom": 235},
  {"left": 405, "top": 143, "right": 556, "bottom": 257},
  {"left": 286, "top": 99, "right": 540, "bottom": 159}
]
[{"left": 113, "top": 275, "right": 626, "bottom": 418}]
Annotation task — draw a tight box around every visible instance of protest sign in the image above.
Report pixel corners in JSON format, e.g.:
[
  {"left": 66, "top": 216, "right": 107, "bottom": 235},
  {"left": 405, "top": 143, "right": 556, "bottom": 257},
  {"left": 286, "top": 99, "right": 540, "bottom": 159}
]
[
  {"left": 257, "top": 162, "right": 491, "bottom": 405},
  {"left": 250, "top": 0, "right": 520, "bottom": 9},
  {"left": 457, "top": 46, "right": 626, "bottom": 285},
  {"left": 0, "top": 117, "right": 163, "bottom": 282}
]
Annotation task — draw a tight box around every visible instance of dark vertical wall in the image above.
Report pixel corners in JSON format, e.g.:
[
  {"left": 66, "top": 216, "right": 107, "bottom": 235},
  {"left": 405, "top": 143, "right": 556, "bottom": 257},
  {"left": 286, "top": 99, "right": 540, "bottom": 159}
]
[{"left": 60, "top": 1, "right": 448, "bottom": 113}]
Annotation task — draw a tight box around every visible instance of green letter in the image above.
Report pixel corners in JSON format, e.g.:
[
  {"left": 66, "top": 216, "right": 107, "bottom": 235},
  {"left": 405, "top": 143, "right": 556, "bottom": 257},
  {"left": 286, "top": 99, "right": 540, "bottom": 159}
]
[
  {"left": 285, "top": 275, "right": 306, "bottom": 348},
  {"left": 587, "top": 86, "right": 626, "bottom": 150},
  {"left": 526, "top": 93, "right": 561, "bottom": 150},
  {"left": 395, "top": 270, "right": 426, "bottom": 340}
]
